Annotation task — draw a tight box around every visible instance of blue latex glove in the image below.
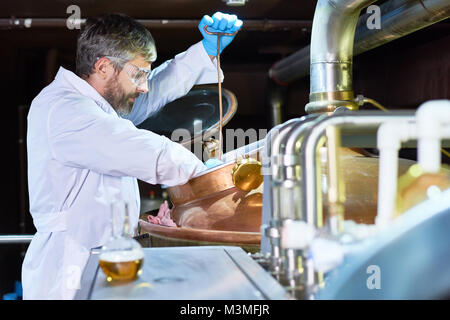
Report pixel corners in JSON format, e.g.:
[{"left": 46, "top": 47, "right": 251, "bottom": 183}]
[
  {"left": 198, "top": 12, "right": 243, "bottom": 56},
  {"left": 204, "top": 158, "right": 224, "bottom": 169}
]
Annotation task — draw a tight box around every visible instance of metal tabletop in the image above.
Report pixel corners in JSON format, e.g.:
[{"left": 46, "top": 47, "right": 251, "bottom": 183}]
[{"left": 75, "top": 246, "right": 288, "bottom": 300}]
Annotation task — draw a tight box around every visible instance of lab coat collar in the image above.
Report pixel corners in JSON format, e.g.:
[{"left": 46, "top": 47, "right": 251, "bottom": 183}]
[{"left": 55, "top": 67, "right": 118, "bottom": 116}]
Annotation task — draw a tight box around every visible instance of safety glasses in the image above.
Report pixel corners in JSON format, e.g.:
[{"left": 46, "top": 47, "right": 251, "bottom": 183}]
[{"left": 99, "top": 56, "right": 151, "bottom": 87}]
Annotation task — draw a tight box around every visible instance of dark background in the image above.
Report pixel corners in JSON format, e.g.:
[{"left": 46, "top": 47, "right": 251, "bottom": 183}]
[{"left": 0, "top": 0, "right": 449, "bottom": 297}]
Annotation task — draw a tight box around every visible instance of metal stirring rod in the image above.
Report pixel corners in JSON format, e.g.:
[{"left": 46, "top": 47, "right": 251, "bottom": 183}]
[{"left": 203, "top": 25, "right": 238, "bottom": 159}]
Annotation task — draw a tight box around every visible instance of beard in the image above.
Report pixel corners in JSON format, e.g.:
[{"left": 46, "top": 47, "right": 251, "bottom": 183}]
[{"left": 103, "top": 75, "right": 137, "bottom": 117}]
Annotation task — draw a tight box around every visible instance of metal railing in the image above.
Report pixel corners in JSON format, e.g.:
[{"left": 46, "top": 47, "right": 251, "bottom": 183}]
[{"left": 0, "top": 235, "right": 34, "bottom": 244}]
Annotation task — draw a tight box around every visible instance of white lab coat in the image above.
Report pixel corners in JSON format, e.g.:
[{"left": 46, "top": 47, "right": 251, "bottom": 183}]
[{"left": 22, "top": 42, "right": 222, "bottom": 300}]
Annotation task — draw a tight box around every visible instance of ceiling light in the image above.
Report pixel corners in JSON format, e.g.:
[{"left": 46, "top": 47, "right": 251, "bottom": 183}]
[{"left": 223, "top": 0, "right": 248, "bottom": 6}]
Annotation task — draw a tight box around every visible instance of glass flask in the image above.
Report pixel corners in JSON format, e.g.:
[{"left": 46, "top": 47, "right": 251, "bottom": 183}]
[{"left": 99, "top": 201, "right": 144, "bottom": 282}]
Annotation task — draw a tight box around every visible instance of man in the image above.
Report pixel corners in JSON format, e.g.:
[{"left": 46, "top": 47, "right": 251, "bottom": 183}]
[{"left": 22, "top": 12, "right": 242, "bottom": 300}]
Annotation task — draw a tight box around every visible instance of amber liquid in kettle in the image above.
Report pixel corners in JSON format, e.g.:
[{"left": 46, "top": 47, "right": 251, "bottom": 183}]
[
  {"left": 395, "top": 164, "right": 450, "bottom": 216},
  {"left": 99, "top": 258, "right": 144, "bottom": 281}
]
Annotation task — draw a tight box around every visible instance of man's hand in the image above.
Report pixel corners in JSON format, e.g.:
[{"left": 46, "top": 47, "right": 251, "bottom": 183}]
[{"left": 198, "top": 12, "right": 243, "bottom": 57}]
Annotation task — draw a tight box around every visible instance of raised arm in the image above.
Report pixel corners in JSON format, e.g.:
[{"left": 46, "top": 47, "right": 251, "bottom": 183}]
[{"left": 125, "top": 12, "right": 243, "bottom": 126}]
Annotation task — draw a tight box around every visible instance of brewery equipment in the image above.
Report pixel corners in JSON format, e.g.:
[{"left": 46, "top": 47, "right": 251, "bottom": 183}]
[
  {"left": 318, "top": 188, "right": 450, "bottom": 300},
  {"left": 260, "top": 0, "right": 450, "bottom": 300},
  {"left": 137, "top": 0, "right": 450, "bottom": 301},
  {"left": 376, "top": 100, "right": 450, "bottom": 223},
  {"left": 138, "top": 87, "right": 265, "bottom": 250}
]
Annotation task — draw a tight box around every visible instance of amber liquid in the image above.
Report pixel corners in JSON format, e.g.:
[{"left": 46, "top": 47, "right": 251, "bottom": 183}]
[
  {"left": 396, "top": 164, "right": 450, "bottom": 216},
  {"left": 99, "top": 258, "right": 144, "bottom": 281}
]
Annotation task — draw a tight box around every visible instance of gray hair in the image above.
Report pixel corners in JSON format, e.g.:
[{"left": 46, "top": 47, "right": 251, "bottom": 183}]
[{"left": 76, "top": 14, "right": 157, "bottom": 78}]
